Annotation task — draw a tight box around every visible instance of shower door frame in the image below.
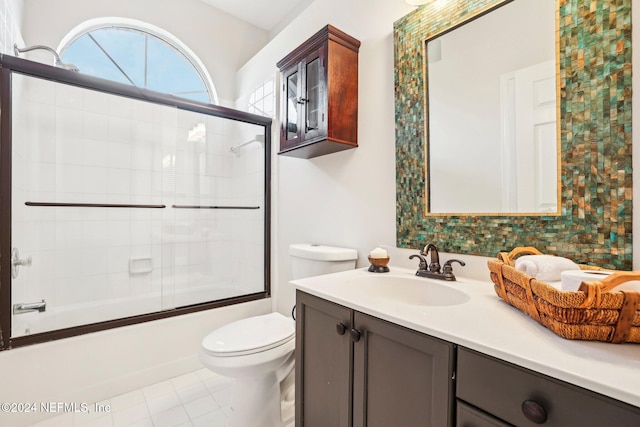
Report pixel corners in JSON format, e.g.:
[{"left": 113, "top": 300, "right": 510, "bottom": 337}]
[{"left": 0, "top": 54, "right": 272, "bottom": 350}]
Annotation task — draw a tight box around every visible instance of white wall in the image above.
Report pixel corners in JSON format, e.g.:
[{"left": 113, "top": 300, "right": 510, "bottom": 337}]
[
  {"left": 20, "top": 0, "right": 269, "bottom": 105},
  {"left": 236, "top": 0, "right": 416, "bottom": 316},
  {"left": 0, "top": 0, "right": 24, "bottom": 53}
]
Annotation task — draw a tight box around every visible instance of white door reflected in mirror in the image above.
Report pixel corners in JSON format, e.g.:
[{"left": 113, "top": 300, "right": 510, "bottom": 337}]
[{"left": 426, "top": 0, "right": 558, "bottom": 215}]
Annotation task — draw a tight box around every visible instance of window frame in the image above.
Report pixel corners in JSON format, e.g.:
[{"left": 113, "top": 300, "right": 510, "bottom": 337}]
[{"left": 58, "top": 17, "right": 219, "bottom": 104}]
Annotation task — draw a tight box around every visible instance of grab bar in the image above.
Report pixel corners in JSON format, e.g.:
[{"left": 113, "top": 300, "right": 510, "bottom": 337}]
[{"left": 13, "top": 300, "right": 46, "bottom": 314}]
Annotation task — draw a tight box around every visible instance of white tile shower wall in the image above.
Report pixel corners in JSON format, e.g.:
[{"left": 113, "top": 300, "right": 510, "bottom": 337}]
[
  {"left": 10, "top": 74, "right": 267, "bottom": 337},
  {"left": 172, "top": 109, "right": 266, "bottom": 300},
  {"left": 230, "top": 78, "right": 272, "bottom": 293},
  {"left": 0, "top": 0, "right": 23, "bottom": 55},
  {"left": 11, "top": 75, "right": 173, "bottom": 336}
]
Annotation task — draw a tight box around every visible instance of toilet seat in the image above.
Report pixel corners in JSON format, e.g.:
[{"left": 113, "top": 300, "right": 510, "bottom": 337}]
[{"left": 202, "top": 312, "right": 295, "bottom": 357}]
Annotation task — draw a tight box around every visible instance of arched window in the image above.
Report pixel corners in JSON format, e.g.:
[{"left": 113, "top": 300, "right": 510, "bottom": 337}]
[{"left": 60, "top": 18, "right": 217, "bottom": 104}]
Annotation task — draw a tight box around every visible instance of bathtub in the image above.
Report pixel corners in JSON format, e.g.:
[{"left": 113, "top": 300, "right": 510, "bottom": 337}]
[{"left": 11, "top": 283, "right": 252, "bottom": 338}]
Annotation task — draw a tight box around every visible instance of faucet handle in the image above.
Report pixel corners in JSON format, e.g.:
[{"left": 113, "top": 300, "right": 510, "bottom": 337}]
[
  {"left": 442, "top": 259, "right": 466, "bottom": 280},
  {"left": 409, "top": 254, "right": 428, "bottom": 270},
  {"left": 429, "top": 260, "right": 441, "bottom": 273}
]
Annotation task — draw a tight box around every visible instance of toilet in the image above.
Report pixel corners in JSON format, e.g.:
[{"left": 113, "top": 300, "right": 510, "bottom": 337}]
[{"left": 199, "top": 243, "right": 358, "bottom": 427}]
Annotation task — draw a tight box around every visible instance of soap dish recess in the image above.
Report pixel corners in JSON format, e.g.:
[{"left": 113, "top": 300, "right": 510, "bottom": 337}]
[{"left": 129, "top": 257, "right": 153, "bottom": 275}]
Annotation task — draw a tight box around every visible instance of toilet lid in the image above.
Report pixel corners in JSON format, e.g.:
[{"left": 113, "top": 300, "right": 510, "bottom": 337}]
[{"left": 202, "top": 312, "right": 295, "bottom": 357}]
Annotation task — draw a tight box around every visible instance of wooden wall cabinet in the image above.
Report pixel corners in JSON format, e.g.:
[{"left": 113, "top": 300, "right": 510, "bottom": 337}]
[
  {"left": 295, "top": 291, "right": 455, "bottom": 427},
  {"left": 277, "top": 25, "right": 360, "bottom": 159}
]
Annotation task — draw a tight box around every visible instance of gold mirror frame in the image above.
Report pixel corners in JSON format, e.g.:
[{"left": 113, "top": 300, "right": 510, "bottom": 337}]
[{"left": 394, "top": 0, "right": 632, "bottom": 269}]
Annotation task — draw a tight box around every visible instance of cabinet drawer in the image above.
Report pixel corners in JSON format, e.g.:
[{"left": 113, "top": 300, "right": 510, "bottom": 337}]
[
  {"left": 457, "top": 348, "right": 640, "bottom": 427},
  {"left": 456, "top": 401, "right": 510, "bottom": 427}
]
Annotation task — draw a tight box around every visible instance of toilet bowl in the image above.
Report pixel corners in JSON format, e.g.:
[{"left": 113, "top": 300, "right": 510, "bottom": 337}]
[
  {"left": 199, "top": 312, "right": 295, "bottom": 427},
  {"left": 199, "top": 243, "right": 358, "bottom": 426}
]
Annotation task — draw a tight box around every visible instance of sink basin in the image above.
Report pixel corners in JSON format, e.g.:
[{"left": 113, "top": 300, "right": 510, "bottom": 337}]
[{"left": 345, "top": 274, "right": 470, "bottom": 307}]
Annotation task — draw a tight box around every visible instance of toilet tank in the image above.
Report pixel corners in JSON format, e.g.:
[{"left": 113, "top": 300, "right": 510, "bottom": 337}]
[{"left": 289, "top": 243, "right": 358, "bottom": 279}]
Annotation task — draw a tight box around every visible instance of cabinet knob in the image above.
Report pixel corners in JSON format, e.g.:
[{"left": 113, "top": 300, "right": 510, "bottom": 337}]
[
  {"left": 521, "top": 400, "right": 547, "bottom": 424},
  {"left": 350, "top": 328, "right": 361, "bottom": 342},
  {"left": 336, "top": 322, "right": 347, "bottom": 335}
]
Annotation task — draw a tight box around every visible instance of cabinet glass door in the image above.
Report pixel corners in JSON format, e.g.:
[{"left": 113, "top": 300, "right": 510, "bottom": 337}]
[
  {"left": 305, "top": 58, "right": 321, "bottom": 134},
  {"left": 285, "top": 70, "right": 300, "bottom": 141}
]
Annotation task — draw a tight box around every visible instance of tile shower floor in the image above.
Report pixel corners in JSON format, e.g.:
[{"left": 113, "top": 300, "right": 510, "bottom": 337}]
[{"left": 30, "top": 368, "right": 295, "bottom": 427}]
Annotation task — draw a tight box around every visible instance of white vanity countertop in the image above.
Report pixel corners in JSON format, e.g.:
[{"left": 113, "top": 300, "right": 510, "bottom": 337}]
[{"left": 290, "top": 266, "right": 640, "bottom": 408}]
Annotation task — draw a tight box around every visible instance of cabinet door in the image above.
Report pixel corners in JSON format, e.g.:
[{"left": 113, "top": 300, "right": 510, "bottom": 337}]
[
  {"left": 296, "top": 291, "right": 352, "bottom": 427},
  {"left": 352, "top": 312, "right": 455, "bottom": 427},
  {"left": 281, "top": 63, "right": 302, "bottom": 148},
  {"left": 301, "top": 46, "right": 327, "bottom": 142}
]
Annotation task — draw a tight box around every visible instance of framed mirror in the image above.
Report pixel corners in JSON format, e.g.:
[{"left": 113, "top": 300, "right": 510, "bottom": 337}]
[
  {"left": 393, "top": 0, "right": 632, "bottom": 269},
  {"left": 425, "top": 0, "right": 559, "bottom": 215}
]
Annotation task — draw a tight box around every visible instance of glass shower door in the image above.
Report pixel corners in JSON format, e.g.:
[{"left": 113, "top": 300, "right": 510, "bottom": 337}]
[
  {"left": 10, "top": 73, "right": 174, "bottom": 337},
  {"left": 166, "top": 110, "right": 266, "bottom": 308},
  {"left": 7, "top": 70, "right": 268, "bottom": 343}
]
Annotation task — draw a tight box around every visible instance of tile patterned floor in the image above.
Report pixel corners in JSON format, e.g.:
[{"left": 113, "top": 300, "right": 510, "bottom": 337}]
[{"left": 30, "top": 368, "right": 295, "bottom": 427}]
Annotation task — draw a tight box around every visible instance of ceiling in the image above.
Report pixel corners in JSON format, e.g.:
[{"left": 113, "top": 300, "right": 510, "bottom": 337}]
[{"left": 199, "top": 0, "right": 314, "bottom": 33}]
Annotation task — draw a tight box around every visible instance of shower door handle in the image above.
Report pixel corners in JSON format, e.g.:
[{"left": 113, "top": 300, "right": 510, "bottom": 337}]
[{"left": 11, "top": 248, "right": 32, "bottom": 279}]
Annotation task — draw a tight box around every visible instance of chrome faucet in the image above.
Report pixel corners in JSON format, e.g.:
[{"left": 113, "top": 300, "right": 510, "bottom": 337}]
[
  {"left": 409, "top": 244, "right": 465, "bottom": 281},
  {"left": 13, "top": 300, "right": 46, "bottom": 314}
]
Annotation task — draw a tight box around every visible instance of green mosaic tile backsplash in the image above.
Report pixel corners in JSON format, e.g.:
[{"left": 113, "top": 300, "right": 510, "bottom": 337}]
[{"left": 394, "top": 0, "right": 632, "bottom": 269}]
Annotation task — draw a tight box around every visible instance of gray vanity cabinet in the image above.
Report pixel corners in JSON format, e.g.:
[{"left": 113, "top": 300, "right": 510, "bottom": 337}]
[
  {"left": 295, "top": 291, "right": 455, "bottom": 427},
  {"left": 296, "top": 292, "right": 640, "bottom": 427},
  {"left": 456, "top": 347, "right": 640, "bottom": 427},
  {"left": 351, "top": 310, "right": 455, "bottom": 427},
  {"left": 295, "top": 291, "right": 352, "bottom": 427},
  {"left": 456, "top": 401, "right": 511, "bottom": 427}
]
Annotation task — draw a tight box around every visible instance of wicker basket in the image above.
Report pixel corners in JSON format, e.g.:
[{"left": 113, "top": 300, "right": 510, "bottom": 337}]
[{"left": 487, "top": 247, "right": 640, "bottom": 344}]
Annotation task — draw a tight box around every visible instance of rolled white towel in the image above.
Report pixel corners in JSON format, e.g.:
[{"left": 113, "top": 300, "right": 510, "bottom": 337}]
[
  {"left": 560, "top": 270, "right": 611, "bottom": 291},
  {"left": 560, "top": 270, "right": 640, "bottom": 292},
  {"left": 546, "top": 281, "right": 563, "bottom": 291},
  {"left": 514, "top": 255, "right": 580, "bottom": 282}
]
